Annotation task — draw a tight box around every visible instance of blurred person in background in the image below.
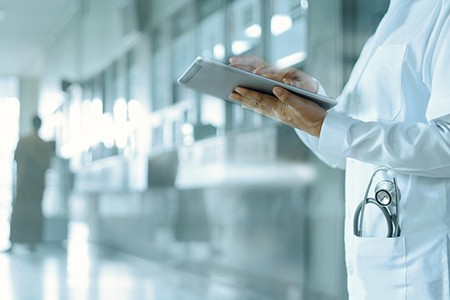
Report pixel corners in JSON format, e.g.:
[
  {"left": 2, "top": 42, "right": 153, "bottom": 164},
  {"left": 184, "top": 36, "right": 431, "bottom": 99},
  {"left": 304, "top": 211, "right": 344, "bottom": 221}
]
[
  {"left": 229, "top": 0, "right": 450, "bottom": 299},
  {"left": 6, "top": 114, "right": 53, "bottom": 252}
]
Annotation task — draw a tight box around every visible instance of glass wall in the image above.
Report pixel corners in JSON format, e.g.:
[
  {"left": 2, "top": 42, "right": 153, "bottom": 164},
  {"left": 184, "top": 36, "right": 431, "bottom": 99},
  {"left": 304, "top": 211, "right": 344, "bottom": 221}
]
[
  {"left": 55, "top": 0, "right": 310, "bottom": 163},
  {"left": 228, "top": 0, "right": 263, "bottom": 56},
  {"left": 151, "top": 25, "right": 171, "bottom": 111},
  {"left": 228, "top": 0, "right": 264, "bottom": 129},
  {"left": 150, "top": 25, "right": 172, "bottom": 153},
  {"left": 269, "top": 0, "right": 308, "bottom": 68},
  {"left": 197, "top": 0, "right": 226, "bottom": 134},
  {"left": 147, "top": 0, "right": 309, "bottom": 153},
  {"left": 126, "top": 49, "right": 146, "bottom": 157},
  {"left": 57, "top": 0, "right": 310, "bottom": 162}
]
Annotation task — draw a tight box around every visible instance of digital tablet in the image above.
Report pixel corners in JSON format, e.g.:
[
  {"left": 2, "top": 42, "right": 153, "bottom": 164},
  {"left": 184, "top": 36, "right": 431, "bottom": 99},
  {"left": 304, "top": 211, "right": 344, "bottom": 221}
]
[{"left": 177, "top": 56, "right": 337, "bottom": 110}]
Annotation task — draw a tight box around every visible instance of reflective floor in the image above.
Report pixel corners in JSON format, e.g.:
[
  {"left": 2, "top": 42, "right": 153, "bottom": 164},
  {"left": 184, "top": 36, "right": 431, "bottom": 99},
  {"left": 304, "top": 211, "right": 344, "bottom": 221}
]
[{"left": 0, "top": 224, "right": 277, "bottom": 300}]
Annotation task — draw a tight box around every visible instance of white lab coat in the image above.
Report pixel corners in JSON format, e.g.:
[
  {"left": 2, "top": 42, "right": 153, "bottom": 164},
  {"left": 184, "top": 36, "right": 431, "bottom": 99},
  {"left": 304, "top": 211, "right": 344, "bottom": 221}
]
[{"left": 297, "top": 0, "right": 450, "bottom": 299}]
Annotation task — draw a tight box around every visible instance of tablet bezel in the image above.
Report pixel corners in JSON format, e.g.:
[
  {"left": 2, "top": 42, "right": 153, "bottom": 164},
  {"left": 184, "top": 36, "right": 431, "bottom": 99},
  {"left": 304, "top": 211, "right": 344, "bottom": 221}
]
[{"left": 177, "top": 56, "right": 337, "bottom": 110}]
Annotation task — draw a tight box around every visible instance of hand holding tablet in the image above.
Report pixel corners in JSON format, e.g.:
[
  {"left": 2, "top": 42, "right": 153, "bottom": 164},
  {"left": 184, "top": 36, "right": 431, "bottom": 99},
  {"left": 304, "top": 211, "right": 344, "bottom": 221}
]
[
  {"left": 177, "top": 56, "right": 337, "bottom": 110},
  {"left": 177, "top": 56, "right": 336, "bottom": 137}
]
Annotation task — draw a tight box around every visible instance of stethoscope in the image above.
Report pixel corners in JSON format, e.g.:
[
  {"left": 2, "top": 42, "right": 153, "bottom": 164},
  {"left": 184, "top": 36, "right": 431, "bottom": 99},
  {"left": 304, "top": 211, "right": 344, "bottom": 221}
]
[{"left": 353, "top": 167, "right": 401, "bottom": 238}]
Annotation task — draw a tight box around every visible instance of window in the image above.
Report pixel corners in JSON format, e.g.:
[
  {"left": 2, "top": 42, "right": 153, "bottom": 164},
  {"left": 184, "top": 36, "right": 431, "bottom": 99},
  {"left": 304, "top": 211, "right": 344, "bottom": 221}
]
[
  {"left": 196, "top": 0, "right": 227, "bottom": 131},
  {"left": 228, "top": 0, "right": 263, "bottom": 56},
  {"left": 270, "top": 0, "right": 308, "bottom": 68},
  {"left": 171, "top": 5, "right": 196, "bottom": 105}
]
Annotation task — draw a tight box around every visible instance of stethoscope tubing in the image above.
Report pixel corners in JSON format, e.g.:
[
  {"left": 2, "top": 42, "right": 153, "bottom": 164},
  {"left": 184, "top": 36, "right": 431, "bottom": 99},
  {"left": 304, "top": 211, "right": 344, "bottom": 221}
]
[{"left": 354, "top": 167, "right": 401, "bottom": 238}]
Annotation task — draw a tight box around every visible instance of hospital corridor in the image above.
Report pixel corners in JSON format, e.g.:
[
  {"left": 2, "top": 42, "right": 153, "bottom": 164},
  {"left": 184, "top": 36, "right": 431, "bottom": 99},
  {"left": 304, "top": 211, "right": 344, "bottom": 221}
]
[{"left": 3, "top": 0, "right": 443, "bottom": 299}]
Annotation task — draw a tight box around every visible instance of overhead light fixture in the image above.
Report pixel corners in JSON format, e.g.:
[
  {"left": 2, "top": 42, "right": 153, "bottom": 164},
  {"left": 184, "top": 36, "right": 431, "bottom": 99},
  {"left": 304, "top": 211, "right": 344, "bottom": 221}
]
[
  {"left": 275, "top": 52, "right": 308, "bottom": 69},
  {"left": 232, "top": 40, "right": 251, "bottom": 55},
  {"left": 213, "top": 44, "right": 225, "bottom": 60},
  {"left": 271, "top": 14, "right": 293, "bottom": 36},
  {"left": 245, "top": 24, "right": 262, "bottom": 38}
]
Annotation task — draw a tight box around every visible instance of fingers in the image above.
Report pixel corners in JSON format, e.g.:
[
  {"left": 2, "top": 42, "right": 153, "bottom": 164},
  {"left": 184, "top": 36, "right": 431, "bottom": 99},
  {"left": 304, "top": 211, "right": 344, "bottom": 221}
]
[
  {"left": 230, "top": 56, "right": 319, "bottom": 93},
  {"left": 230, "top": 56, "right": 298, "bottom": 84},
  {"left": 234, "top": 87, "right": 279, "bottom": 109},
  {"left": 273, "top": 87, "right": 309, "bottom": 110},
  {"left": 253, "top": 66, "right": 285, "bottom": 82},
  {"left": 229, "top": 91, "right": 253, "bottom": 106},
  {"left": 229, "top": 85, "right": 326, "bottom": 137},
  {"left": 228, "top": 87, "right": 280, "bottom": 117},
  {"left": 229, "top": 55, "right": 267, "bottom": 70},
  {"left": 229, "top": 91, "right": 260, "bottom": 109},
  {"left": 283, "top": 76, "right": 319, "bottom": 93},
  {"left": 254, "top": 66, "right": 317, "bottom": 93},
  {"left": 259, "top": 73, "right": 285, "bottom": 82},
  {"left": 231, "top": 86, "right": 306, "bottom": 113},
  {"left": 229, "top": 91, "right": 277, "bottom": 119},
  {"left": 273, "top": 86, "right": 326, "bottom": 121},
  {"left": 229, "top": 64, "right": 256, "bottom": 72},
  {"left": 229, "top": 55, "right": 266, "bottom": 67},
  {"left": 253, "top": 65, "right": 277, "bottom": 75}
]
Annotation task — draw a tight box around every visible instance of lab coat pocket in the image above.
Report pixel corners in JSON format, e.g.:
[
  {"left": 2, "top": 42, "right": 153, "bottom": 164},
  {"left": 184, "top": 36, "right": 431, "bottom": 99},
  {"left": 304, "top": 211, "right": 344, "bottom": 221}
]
[
  {"left": 353, "top": 235, "right": 406, "bottom": 294},
  {"left": 352, "top": 44, "right": 407, "bottom": 121}
]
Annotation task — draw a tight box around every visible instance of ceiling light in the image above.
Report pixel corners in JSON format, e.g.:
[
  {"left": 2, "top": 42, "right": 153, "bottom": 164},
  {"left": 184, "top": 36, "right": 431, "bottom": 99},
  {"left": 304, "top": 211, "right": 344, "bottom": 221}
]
[
  {"left": 271, "top": 15, "right": 293, "bottom": 36},
  {"left": 245, "top": 24, "right": 262, "bottom": 38},
  {"left": 275, "top": 52, "right": 308, "bottom": 69},
  {"left": 232, "top": 41, "right": 251, "bottom": 55}
]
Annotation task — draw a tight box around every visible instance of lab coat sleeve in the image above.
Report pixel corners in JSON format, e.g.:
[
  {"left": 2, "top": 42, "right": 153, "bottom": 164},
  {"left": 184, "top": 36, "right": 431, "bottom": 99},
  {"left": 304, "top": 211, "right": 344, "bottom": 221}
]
[
  {"left": 315, "top": 7, "right": 450, "bottom": 178},
  {"left": 295, "top": 129, "right": 346, "bottom": 170},
  {"left": 295, "top": 83, "right": 347, "bottom": 170},
  {"left": 318, "top": 111, "right": 450, "bottom": 178}
]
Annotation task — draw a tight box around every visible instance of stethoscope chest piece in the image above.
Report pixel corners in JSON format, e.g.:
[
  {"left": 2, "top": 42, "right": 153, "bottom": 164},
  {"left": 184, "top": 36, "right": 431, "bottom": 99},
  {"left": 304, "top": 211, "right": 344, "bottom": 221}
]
[{"left": 375, "top": 179, "right": 400, "bottom": 206}]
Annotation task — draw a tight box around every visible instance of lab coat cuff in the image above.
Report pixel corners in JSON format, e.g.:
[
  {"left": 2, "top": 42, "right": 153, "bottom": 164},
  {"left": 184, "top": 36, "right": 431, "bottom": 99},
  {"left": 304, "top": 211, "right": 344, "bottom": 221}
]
[{"left": 318, "top": 111, "right": 356, "bottom": 154}]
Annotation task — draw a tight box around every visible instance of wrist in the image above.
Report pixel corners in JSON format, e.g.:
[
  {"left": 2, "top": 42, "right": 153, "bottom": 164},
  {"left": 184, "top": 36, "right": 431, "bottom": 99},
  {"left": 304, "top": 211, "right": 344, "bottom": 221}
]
[{"left": 311, "top": 117, "right": 325, "bottom": 137}]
